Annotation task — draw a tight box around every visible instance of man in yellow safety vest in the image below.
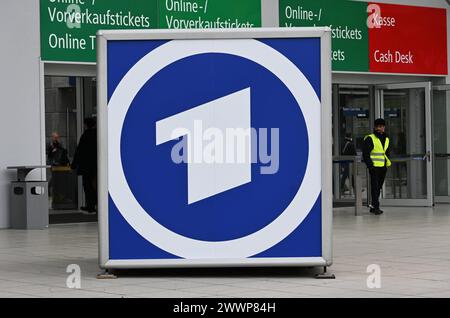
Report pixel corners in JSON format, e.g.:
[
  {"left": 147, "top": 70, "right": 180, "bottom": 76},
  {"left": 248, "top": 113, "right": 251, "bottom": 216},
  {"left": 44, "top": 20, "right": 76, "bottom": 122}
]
[{"left": 363, "top": 118, "right": 391, "bottom": 215}]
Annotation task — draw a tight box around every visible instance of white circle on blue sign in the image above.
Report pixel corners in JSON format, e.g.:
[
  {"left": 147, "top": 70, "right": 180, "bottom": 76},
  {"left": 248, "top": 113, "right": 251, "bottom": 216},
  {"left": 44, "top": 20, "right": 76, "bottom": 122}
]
[{"left": 108, "top": 39, "right": 321, "bottom": 258}]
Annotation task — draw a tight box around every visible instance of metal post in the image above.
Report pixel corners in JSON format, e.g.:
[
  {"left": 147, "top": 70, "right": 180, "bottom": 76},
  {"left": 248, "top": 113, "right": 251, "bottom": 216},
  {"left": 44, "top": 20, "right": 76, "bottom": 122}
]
[
  {"left": 353, "top": 157, "right": 362, "bottom": 216},
  {"left": 332, "top": 85, "right": 340, "bottom": 201},
  {"left": 367, "top": 168, "right": 371, "bottom": 208},
  {"left": 333, "top": 156, "right": 363, "bottom": 216}
]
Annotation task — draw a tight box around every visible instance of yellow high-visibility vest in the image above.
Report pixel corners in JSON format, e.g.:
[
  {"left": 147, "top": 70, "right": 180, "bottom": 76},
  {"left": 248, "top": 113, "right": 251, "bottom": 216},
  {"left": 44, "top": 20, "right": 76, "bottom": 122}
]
[{"left": 365, "top": 134, "right": 391, "bottom": 167}]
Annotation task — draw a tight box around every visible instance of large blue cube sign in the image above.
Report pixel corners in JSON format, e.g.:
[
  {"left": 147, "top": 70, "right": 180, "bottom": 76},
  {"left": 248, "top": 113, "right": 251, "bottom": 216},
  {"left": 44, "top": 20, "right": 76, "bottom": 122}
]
[{"left": 98, "top": 28, "right": 332, "bottom": 268}]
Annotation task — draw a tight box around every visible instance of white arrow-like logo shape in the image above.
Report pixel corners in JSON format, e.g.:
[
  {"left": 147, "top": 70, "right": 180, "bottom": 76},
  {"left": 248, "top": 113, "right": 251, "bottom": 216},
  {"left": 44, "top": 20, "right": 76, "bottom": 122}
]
[{"left": 156, "top": 88, "right": 252, "bottom": 204}]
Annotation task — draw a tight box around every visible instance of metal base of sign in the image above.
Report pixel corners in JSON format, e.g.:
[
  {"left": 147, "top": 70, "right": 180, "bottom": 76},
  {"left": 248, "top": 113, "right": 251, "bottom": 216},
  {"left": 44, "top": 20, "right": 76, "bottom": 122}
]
[
  {"left": 96, "top": 269, "right": 118, "bottom": 280},
  {"left": 315, "top": 267, "right": 336, "bottom": 279}
]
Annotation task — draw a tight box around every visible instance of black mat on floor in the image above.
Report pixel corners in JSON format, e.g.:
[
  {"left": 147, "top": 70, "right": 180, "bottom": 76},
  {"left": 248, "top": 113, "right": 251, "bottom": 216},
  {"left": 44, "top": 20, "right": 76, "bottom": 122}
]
[{"left": 49, "top": 213, "right": 98, "bottom": 224}]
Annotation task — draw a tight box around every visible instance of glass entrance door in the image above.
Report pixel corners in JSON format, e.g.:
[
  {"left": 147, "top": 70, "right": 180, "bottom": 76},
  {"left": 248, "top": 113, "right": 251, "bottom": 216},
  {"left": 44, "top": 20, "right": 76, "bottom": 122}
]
[
  {"left": 433, "top": 84, "right": 450, "bottom": 203},
  {"left": 45, "top": 76, "right": 98, "bottom": 220},
  {"left": 333, "top": 84, "right": 372, "bottom": 204},
  {"left": 45, "top": 76, "right": 79, "bottom": 211},
  {"left": 375, "top": 82, "right": 433, "bottom": 207}
]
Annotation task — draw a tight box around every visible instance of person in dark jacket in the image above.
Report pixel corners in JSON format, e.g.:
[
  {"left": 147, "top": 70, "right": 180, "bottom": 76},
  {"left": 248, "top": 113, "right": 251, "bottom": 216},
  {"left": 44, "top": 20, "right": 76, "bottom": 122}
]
[
  {"left": 341, "top": 133, "right": 357, "bottom": 194},
  {"left": 72, "top": 117, "right": 97, "bottom": 213},
  {"left": 46, "top": 132, "right": 69, "bottom": 167},
  {"left": 363, "top": 118, "right": 391, "bottom": 215},
  {"left": 46, "top": 132, "right": 70, "bottom": 200}
]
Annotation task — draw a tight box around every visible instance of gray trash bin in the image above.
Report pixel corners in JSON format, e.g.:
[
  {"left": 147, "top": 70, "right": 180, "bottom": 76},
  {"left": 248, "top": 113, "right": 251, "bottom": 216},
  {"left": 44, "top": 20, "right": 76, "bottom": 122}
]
[{"left": 7, "top": 166, "right": 50, "bottom": 230}]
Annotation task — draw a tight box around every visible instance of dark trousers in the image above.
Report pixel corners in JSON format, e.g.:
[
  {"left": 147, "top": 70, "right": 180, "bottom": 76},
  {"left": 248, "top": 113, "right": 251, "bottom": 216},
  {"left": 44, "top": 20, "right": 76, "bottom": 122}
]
[
  {"left": 340, "top": 164, "right": 355, "bottom": 191},
  {"left": 82, "top": 174, "right": 97, "bottom": 210},
  {"left": 369, "top": 167, "right": 387, "bottom": 209}
]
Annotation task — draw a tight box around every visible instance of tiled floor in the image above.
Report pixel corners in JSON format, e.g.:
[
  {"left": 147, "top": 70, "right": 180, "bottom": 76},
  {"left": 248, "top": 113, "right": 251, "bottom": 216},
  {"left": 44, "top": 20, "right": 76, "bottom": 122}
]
[{"left": 0, "top": 205, "right": 449, "bottom": 298}]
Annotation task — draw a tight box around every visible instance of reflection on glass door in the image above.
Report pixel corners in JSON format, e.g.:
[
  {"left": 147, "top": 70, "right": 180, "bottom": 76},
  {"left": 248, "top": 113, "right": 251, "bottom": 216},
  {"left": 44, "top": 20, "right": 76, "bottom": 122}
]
[
  {"left": 339, "top": 85, "right": 371, "bottom": 155},
  {"left": 376, "top": 82, "right": 433, "bottom": 206},
  {"left": 433, "top": 85, "right": 450, "bottom": 203},
  {"left": 334, "top": 85, "right": 371, "bottom": 202}
]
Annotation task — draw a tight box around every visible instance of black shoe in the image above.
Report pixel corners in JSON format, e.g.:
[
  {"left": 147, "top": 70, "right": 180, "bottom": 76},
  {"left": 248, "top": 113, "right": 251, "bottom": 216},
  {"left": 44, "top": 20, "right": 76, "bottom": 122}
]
[
  {"left": 370, "top": 206, "right": 383, "bottom": 215},
  {"left": 80, "top": 206, "right": 96, "bottom": 213},
  {"left": 373, "top": 209, "right": 384, "bottom": 215}
]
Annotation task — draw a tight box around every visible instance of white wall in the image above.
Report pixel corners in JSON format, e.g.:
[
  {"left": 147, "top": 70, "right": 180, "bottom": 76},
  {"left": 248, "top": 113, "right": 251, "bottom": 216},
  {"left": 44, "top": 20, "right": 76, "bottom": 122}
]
[{"left": 0, "top": 0, "right": 43, "bottom": 228}]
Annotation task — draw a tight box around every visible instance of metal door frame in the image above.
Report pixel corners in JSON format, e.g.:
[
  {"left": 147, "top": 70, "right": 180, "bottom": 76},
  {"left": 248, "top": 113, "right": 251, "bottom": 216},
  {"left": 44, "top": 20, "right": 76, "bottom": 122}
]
[
  {"left": 76, "top": 76, "right": 98, "bottom": 209},
  {"left": 375, "top": 82, "right": 433, "bottom": 207},
  {"left": 76, "top": 77, "right": 85, "bottom": 210},
  {"left": 433, "top": 84, "right": 450, "bottom": 203}
]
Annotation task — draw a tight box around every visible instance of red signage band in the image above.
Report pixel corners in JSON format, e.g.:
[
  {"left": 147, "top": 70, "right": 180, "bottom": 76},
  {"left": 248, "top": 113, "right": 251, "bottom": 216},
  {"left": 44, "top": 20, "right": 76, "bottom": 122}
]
[{"left": 368, "top": 2, "right": 448, "bottom": 75}]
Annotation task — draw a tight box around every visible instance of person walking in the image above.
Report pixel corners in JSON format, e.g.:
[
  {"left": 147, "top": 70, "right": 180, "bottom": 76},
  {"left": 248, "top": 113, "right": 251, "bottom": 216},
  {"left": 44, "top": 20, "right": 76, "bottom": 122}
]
[
  {"left": 72, "top": 117, "right": 97, "bottom": 214},
  {"left": 340, "top": 133, "right": 357, "bottom": 194},
  {"left": 363, "top": 118, "right": 391, "bottom": 215}
]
